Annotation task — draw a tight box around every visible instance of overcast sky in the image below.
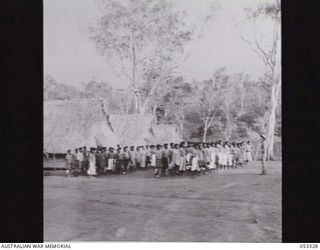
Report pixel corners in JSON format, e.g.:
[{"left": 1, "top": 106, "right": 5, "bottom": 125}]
[{"left": 44, "top": 0, "right": 277, "bottom": 88}]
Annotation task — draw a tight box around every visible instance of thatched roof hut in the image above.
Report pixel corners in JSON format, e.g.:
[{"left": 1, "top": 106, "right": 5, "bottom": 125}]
[
  {"left": 152, "top": 125, "right": 182, "bottom": 144},
  {"left": 108, "top": 114, "right": 157, "bottom": 146},
  {"left": 44, "top": 99, "right": 184, "bottom": 153},
  {"left": 44, "top": 100, "right": 120, "bottom": 153}
]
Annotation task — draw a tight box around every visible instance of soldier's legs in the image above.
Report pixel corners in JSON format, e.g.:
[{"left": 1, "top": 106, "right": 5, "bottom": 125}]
[
  {"left": 154, "top": 167, "right": 160, "bottom": 177},
  {"left": 154, "top": 159, "right": 160, "bottom": 177},
  {"left": 122, "top": 159, "right": 128, "bottom": 173}
]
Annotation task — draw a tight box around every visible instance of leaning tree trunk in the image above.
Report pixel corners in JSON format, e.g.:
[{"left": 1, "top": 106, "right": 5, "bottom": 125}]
[{"left": 266, "top": 82, "right": 280, "bottom": 160}]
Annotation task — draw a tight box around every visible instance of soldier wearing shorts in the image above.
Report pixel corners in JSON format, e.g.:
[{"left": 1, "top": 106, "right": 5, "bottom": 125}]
[{"left": 259, "top": 134, "right": 267, "bottom": 175}]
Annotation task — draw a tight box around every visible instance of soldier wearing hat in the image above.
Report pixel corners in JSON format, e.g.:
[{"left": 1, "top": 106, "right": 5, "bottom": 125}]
[
  {"left": 100, "top": 147, "right": 107, "bottom": 175},
  {"left": 87, "top": 147, "right": 97, "bottom": 177},
  {"left": 65, "top": 149, "right": 73, "bottom": 177},
  {"left": 233, "top": 143, "right": 241, "bottom": 167},
  {"left": 72, "top": 149, "right": 79, "bottom": 175},
  {"left": 106, "top": 147, "right": 115, "bottom": 174},
  {"left": 168, "top": 144, "right": 180, "bottom": 176},
  {"left": 259, "top": 134, "right": 267, "bottom": 175},
  {"left": 190, "top": 143, "right": 200, "bottom": 177},
  {"left": 128, "top": 146, "right": 136, "bottom": 171},
  {"left": 167, "top": 143, "right": 174, "bottom": 174},
  {"left": 197, "top": 143, "right": 206, "bottom": 174},
  {"left": 119, "top": 146, "right": 130, "bottom": 174},
  {"left": 135, "top": 146, "right": 141, "bottom": 169},
  {"left": 150, "top": 145, "right": 156, "bottom": 169},
  {"left": 76, "top": 148, "right": 85, "bottom": 175},
  {"left": 178, "top": 142, "right": 187, "bottom": 174},
  {"left": 185, "top": 142, "right": 193, "bottom": 172},
  {"left": 95, "top": 147, "right": 102, "bottom": 175},
  {"left": 139, "top": 145, "right": 147, "bottom": 169},
  {"left": 154, "top": 144, "right": 163, "bottom": 178},
  {"left": 161, "top": 143, "right": 169, "bottom": 176},
  {"left": 208, "top": 142, "right": 217, "bottom": 171},
  {"left": 145, "top": 145, "right": 151, "bottom": 168},
  {"left": 83, "top": 146, "right": 89, "bottom": 174},
  {"left": 216, "top": 142, "right": 224, "bottom": 170},
  {"left": 239, "top": 142, "right": 246, "bottom": 166}
]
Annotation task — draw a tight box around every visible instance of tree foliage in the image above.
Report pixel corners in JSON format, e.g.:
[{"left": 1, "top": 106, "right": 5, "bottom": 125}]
[
  {"left": 89, "top": 0, "right": 192, "bottom": 114},
  {"left": 45, "top": 0, "right": 282, "bottom": 159},
  {"left": 241, "top": 0, "right": 281, "bottom": 160}
]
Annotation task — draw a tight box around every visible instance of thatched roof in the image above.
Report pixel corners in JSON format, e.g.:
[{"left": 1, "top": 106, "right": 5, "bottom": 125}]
[
  {"left": 109, "top": 114, "right": 156, "bottom": 146},
  {"left": 44, "top": 100, "right": 120, "bottom": 153},
  {"left": 44, "top": 99, "right": 184, "bottom": 152},
  {"left": 152, "top": 125, "right": 182, "bottom": 144}
]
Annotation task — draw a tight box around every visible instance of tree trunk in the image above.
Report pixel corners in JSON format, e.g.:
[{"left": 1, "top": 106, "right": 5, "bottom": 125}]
[
  {"left": 134, "top": 91, "right": 143, "bottom": 114},
  {"left": 203, "top": 117, "right": 209, "bottom": 142},
  {"left": 266, "top": 82, "right": 279, "bottom": 160},
  {"left": 203, "top": 128, "right": 208, "bottom": 142},
  {"left": 223, "top": 127, "right": 231, "bottom": 141},
  {"left": 179, "top": 122, "right": 184, "bottom": 139},
  {"left": 239, "top": 89, "right": 245, "bottom": 116},
  {"left": 152, "top": 105, "right": 157, "bottom": 117},
  {"left": 130, "top": 32, "right": 142, "bottom": 114}
]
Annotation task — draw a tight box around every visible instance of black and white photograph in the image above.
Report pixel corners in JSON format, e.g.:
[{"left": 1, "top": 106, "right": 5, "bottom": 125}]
[{"left": 43, "top": 0, "right": 281, "bottom": 242}]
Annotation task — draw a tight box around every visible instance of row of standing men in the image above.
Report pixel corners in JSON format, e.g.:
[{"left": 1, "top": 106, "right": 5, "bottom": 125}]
[{"left": 65, "top": 141, "right": 253, "bottom": 178}]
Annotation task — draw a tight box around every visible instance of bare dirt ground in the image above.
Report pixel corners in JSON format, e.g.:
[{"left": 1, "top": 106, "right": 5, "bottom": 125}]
[{"left": 44, "top": 161, "right": 281, "bottom": 242}]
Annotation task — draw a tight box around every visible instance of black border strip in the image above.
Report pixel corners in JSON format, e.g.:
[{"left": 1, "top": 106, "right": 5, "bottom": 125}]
[
  {"left": 282, "top": 0, "right": 320, "bottom": 242},
  {"left": 1, "top": 0, "right": 43, "bottom": 242}
]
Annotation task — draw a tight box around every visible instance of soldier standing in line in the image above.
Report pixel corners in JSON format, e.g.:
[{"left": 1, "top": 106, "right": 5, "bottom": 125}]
[
  {"left": 167, "top": 143, "right": 175, "bottom": 176},
  {"left": 145, "top": 145, "right": 151, "bottom": 168},
  {"left": 135, "top": 146, "right": 142, "bottom": 169},
  {"left": 185, "top": 142, "right": 193, "bottom": 173},
  {"left": 113, "top": 147, "right": 121, "bottom": 174},
  {"left": 172, "top": 144, "right": 181, "bottom": 175},
  {"left": 72, "top": 149, "right": 79, "bottom": 175},
  {"left": 83, "top": 146, "right": 89, "bottom": 174},
  {"left": 154, "top": 144, "right": 163, "bottom": 178},
  {"left": 65, "top": 149, "right": 73, "bottom": 177},
  {"left": 233, "top": 143, "right": 241, "bottom": 167},
  {"left": 178, "top": 142, "right": 187, "bottom": 174},
  {"left": 191, "top": 143, "right": 200, "bottom": 177},
  {"left": 106, "top": 147, "right": 115, "bottom": 174},
  {"left": 161, "top": 144, "right": 169, "bottom": 176},
  {"left": 128, "top": 146, "right": 136, "bottom": 172},
  {"left": 119, "top": 146, "right": 130, "bottom": 174},
  {"left": 150, "top": 145, "right": 156, "bottom": 169},
  {"left": 100, "top": 147, "right": 107, "bottom": 175},
  {"left": 76, "top": 148, "right": 84, "bottom": 175},
  {"left": 245, "top": 141, "right": 253, "bottom": 164},
  {"left": 139, "top": 146, "right": 147, "bottom": 170},
  {"left": 95, "top": 147, "right": 102, "bottom": 175},
  {"left": 87, "top": 147, "right": 97, "bottom": 177},
  {"left": 259, "top": 134, "right": 268, "bottom": 175}
]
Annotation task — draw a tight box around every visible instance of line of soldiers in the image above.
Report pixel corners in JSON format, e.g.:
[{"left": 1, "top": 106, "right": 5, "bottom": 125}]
[{"left": 65, "top": 141, "right": 254, "bottom": 178}]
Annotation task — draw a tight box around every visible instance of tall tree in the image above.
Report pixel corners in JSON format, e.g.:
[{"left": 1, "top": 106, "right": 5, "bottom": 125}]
[
  {"left": 240, "top": 0, "right": 281, "bottom": 160},
  {"left": 190, "top": 74, "right": 225, "bottom": 142},
  {"left": 157, "top": 77, "right": 192, "bottom": 138},
  {"left": 213, "top": 70, "right": 250, "bottom": 141},
  {"left": 89, "top": 0, "right": 192, "bottom": 114}
]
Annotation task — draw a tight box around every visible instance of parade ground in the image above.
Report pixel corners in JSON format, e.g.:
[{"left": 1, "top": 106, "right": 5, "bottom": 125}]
[{"left": 44, "top": 161, "right": 281, "bottom": 242}]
